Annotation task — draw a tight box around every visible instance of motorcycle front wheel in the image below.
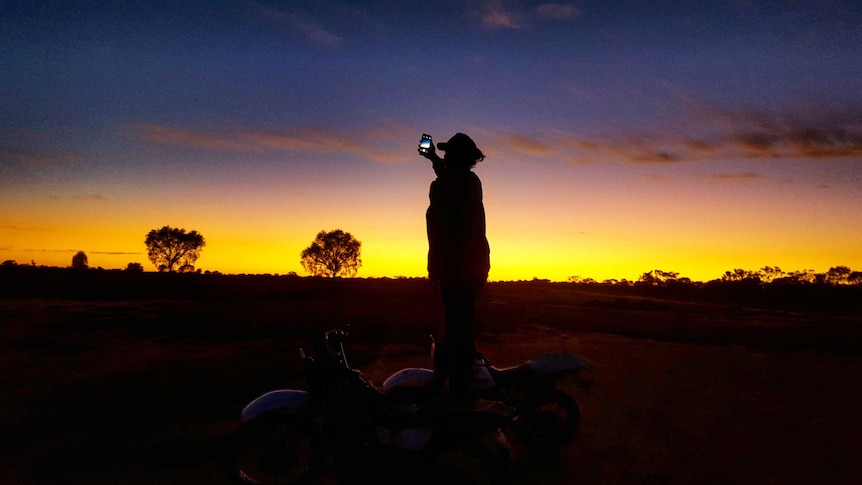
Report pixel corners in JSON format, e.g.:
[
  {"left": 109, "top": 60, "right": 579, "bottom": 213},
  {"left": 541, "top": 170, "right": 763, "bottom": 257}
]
[
  {"left": 518, "top": 389, "right": 581, "bottom": 453},
  {"left": 223, "top": 410, "right": 327, "bottom": 485},
  {"left": 421, "top": 433, "right": 513, "bottom": 485}
]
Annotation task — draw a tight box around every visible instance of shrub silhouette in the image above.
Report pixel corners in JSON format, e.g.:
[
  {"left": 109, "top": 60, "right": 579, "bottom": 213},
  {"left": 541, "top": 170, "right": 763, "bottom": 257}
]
[{"left": 71, "top": 251, "right": 88, "bottom": 270}]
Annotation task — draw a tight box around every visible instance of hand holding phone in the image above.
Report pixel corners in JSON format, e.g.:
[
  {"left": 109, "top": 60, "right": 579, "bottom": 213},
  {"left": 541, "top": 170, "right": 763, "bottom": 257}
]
[{"left": 418, "top": 134, "right": 433, "bottom": 155}]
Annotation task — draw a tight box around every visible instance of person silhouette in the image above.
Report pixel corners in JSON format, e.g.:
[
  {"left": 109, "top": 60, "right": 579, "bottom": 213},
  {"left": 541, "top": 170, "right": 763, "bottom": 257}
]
[{"left": 418, "top": 132, "right": 490, "bottom": 404}]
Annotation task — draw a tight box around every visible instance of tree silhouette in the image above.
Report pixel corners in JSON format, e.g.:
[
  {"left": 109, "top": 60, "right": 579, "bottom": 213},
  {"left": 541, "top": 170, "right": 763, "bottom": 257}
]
[
  {"left": 721, "top": 268, "right": 761, "bottom": 283},
  {"left": 826, "top": 266, "right": 853, "bottom": 285},
  {"left": 781, "top": 269, "right": 817, "bottom": 284},
  {"left": 144, "top": 226, "right": 205, "bottom": 272},
  {"left": 638, "top": 269, "right": 682, "bottom": 286},
  {"left": 300, "top": 229, "right": 361, "bottom": 278},
  {"left": 71, "top": 251, "right": 88, "bottom": 270},
  {"left": 124, "top": 262, "right": 144, "bottom": 272},
  {"left": 759, "top": 266, "right": 785, "bottom": 283}
]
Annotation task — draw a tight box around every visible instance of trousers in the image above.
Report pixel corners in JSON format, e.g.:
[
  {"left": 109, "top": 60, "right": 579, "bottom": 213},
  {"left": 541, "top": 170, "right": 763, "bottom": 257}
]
[{"left": 437, "top": 281, "right": 482, "bottom": 398}]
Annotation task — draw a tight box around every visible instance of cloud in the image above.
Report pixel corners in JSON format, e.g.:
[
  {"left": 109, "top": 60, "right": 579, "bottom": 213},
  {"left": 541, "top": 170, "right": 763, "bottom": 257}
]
[
  {"left": 480, "top": 130, "right": 680, "bottom": 164},
  {"left": 45, "top": 194, "right": 107, "bottom": 201},
  {"left": 254, "top": 3, "right": 343, "bottom": 46},
  {"left": 242, "top": 128, "right": 368, "bottom": 156},
  {"left": 504, "top": 134, "right": 555, "bottom": 156},
  {"left": 134, "top": 100, "right": 862, "bottom": 169},
  {"left": 132, "top": 122, "right": 411, "bottom": 164},
  {"left": 723, "top": 123, "right": 862, "bottom": 160},
  {"left": 239, "top": 130, "right": 318, "bottom": 151},
  {"left": 682, "top": 138, "right": 718, "bottom": 156},
  {"left": 0, "top": 146, "right": 86, "bottom": 183},
  {"left": 643, "top": 174, "right": 669, "bottom": 182},
  {"left": 674, "top": 98, "right": 862, "bottom": 159},
  {"left": 0, "top": 146, "right": 54, "bottom": 165},
  {"left": 291, "top": 129, "right": 365, "bottom": 153},
  {"left": 1, "top": 224, "right": 44, "bottom": 231},
  {"left": 132, "top": 124, "right": 251, "bottom": 151},
  {"left": 546, "top": 98, "right": 862, "bottom": 164},
  {"left": 556, "top": 134, "right": 681, "bottom": 164},
  {"left": 730, "top": 132, "right": 779, "bottom": 156},
  {"left": 560, "top": 123, "right": 862, "bottom": 165},
  {"left": 300, "top": 126, "right": 420, "bottom": 164},
  {"left": 282, "top": 13, "right": 343, "bottom": 46},
  {"left": 787, "top": 127, "right": 862, "bottom": 158},
  {"left": 703, "top": 172, "right": 761, "bottom": 180},
  {"left": 480, "top": 0, "right": 525, "bottom": 29},
  {"left": 480, "top": 1, "right": 580, "bottom": 29},
  {"left": 17, "top": 248, "right": 140, "bottom": 255},
  {"left": 535, "top": 4, "right": 581, "bottom": 20}
]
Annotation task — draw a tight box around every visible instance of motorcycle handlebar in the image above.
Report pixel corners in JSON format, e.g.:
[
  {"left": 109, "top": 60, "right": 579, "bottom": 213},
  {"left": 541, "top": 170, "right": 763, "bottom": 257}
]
[{"left": 325, "top": 328, "right": 349, "bottom": 343}]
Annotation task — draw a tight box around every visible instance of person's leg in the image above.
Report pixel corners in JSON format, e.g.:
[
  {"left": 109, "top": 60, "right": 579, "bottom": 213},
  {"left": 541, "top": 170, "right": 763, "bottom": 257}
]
[{"left": 440, "top": 284, "right": 477, "bottom": 402}]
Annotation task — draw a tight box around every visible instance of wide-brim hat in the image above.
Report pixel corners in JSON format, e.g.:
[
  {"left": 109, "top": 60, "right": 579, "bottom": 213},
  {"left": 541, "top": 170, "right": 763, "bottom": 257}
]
[{"left": 437, "top": 133, "right": 484, "bottom": 161}]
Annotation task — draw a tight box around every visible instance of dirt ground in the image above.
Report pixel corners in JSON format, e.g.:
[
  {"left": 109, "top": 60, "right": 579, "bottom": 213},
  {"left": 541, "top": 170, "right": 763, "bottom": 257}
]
[{"left": 2, "top": 275, "right": 861, "bottom": 484}]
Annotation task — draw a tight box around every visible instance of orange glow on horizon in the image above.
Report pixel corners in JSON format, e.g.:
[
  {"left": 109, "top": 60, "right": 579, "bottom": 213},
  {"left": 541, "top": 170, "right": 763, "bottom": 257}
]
[
  {"left": 3, "top": 220, "right": 859, "bottom": 284},
  {"left": 2, "top": 148, "right": 860, "bottom": 282}
]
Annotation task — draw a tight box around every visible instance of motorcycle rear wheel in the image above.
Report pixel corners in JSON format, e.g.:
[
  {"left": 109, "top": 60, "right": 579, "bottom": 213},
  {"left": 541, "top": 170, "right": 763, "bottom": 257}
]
[
  {"left": 223, "top": 410, "right": 326, "bottom": 485},
  {"left": 518, "top": 389, "right": 580, "bottom": 453}
]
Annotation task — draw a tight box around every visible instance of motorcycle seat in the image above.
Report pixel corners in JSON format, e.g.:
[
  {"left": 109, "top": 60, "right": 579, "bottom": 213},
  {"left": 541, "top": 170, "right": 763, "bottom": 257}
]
[{"left": 487, "top": 362, "right": 532, "bottom": 387}]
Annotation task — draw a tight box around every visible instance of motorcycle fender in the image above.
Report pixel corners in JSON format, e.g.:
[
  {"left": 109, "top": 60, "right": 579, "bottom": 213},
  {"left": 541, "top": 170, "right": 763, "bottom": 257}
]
[
  {"left": 528, "top": 352, "right": 594, "bottom": 377},
  {"left": 382, "top": 367, "right": 436, "bottom": 392},
  {"left": 240, "top": 389, "right": 314, "bottom": 423}
]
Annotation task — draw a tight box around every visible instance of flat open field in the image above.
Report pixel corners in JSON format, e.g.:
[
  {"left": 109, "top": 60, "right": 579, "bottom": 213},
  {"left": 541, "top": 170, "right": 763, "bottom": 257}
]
[{"left": 2, "top": 271, "right": 861, "bottom": 484}]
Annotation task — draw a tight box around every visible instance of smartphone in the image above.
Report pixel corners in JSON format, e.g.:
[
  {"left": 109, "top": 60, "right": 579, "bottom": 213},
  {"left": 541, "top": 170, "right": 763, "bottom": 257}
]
[{"left": 418, "top": 134, "right": 432, "bottom": 154}]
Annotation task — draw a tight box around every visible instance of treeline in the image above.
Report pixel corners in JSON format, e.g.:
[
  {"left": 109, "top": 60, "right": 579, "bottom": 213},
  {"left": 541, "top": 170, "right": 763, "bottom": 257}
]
[
  {"left": 560, "top": 266, "right": 862, "bottom": 315},
  {"left": 4, "top": 260, "right": 861, "bottom": 287},
  {"left": 2, "top": 263, "right": 860, "bottom": 314},
  {"left": 567, "top": 265, "right": 862, "bottom": 287}
]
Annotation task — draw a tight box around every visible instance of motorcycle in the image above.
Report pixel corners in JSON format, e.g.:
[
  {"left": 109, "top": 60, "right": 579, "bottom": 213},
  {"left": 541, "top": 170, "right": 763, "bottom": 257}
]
[
  {"left": 382, "top": 336, "right": 594, "bottom": 454},
  {"left": 222, "top": 328, "right": 517, "bottom": 485}
]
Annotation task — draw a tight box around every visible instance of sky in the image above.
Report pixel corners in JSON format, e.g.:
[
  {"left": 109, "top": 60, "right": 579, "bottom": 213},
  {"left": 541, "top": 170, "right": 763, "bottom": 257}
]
[{"left": 2, "top": 0, "right": 861, "bottom": 282}]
